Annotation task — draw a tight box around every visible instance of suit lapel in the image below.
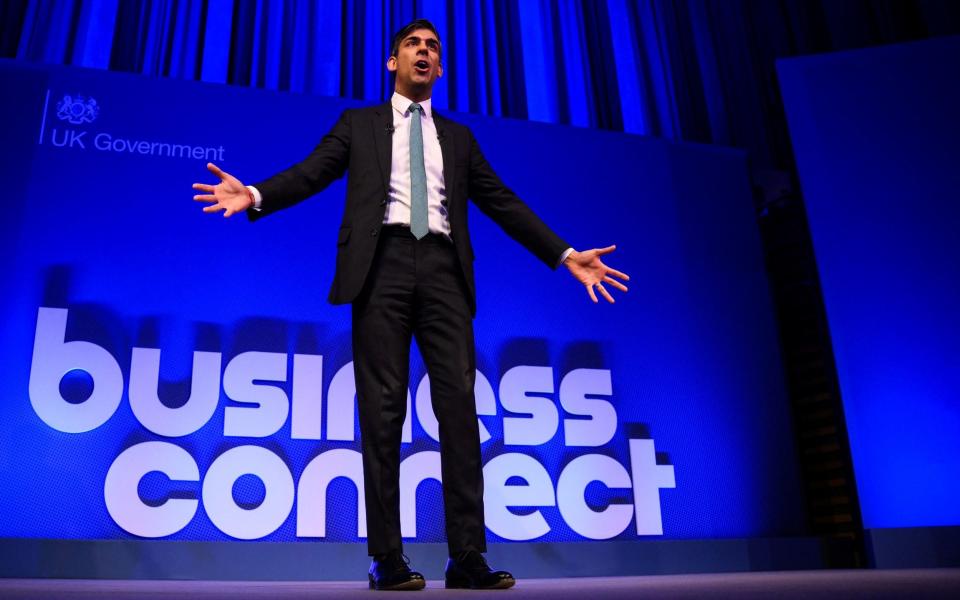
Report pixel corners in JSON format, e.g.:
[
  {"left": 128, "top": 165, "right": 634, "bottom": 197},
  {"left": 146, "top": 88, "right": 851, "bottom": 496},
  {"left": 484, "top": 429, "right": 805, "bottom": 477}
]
[
  {"left": 373, "top": 102, "right": 394, "bottom": 194},
  {"left": 434, "top": 111, "right": 456, "bottom": 214}
]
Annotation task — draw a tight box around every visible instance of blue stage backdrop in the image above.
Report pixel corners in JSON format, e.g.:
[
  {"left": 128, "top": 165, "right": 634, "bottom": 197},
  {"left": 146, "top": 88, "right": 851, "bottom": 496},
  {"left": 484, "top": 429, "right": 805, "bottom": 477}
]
[
  {"left": 0, "top": 59, "right": 803, "bottom": 545},
  {"left": 778, "top": 36, "right": 960, "bottom": 530}
]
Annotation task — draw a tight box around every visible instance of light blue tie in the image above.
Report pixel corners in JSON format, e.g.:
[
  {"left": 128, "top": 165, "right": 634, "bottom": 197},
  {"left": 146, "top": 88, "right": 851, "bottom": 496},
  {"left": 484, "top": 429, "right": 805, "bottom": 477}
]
[{"left": 408, "top": 103, "right": 428, "bottom": 240}]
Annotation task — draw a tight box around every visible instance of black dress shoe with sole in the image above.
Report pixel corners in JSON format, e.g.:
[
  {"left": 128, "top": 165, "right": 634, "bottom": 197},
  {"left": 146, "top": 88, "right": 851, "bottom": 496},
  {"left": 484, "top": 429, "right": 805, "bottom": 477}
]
[
  {"left": 368, "top": 551, "right": 426, "bottom": 591},
  {"left": 445, "top": 551, "right": 516, "bottom": 590}
]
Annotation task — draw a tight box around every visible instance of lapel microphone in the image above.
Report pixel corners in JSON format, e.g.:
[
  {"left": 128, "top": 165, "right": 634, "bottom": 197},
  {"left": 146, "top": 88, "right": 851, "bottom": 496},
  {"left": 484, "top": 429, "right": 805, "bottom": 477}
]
[{"left": 385, "top": 125, "right": 395, "bottom": 134}]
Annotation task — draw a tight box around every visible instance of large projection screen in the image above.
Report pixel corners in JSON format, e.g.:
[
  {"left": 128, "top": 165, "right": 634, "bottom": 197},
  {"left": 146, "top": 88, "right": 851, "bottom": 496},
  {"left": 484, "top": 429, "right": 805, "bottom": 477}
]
[{"left": 0, "top": 59, "right": 803, "bottom": 548}]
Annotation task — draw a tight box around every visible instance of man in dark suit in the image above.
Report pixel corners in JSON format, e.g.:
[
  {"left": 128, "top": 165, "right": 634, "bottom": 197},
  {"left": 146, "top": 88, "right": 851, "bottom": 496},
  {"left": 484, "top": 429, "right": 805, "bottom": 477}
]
[{"left": 193, "top": 19, "right": 628, "bottom": 590}]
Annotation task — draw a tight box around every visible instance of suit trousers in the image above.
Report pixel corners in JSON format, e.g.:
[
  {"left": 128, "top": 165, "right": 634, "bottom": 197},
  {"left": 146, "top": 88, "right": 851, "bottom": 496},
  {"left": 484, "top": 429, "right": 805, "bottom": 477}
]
[{"left": 351, "top": 226, "right": 487, "bottom": 556}]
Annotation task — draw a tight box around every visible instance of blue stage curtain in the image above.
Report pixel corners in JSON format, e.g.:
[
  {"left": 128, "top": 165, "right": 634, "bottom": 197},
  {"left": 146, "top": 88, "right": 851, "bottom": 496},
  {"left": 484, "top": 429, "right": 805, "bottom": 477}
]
[{"left": 2, "top": 0, "right": 959, "bottom": 170}]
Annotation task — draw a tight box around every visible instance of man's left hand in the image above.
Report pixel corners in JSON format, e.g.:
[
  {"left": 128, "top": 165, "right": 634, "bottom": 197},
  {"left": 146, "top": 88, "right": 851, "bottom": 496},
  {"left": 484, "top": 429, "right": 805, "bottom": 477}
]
[{"left": 564, "top": 246, "right": 629, "bottom": 303}]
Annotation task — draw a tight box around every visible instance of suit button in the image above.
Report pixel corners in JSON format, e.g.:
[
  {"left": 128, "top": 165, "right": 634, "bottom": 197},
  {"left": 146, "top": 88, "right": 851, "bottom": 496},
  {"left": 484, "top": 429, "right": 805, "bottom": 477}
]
[{"left": 370, "top": 229, "right": 378, "bottom": 237}]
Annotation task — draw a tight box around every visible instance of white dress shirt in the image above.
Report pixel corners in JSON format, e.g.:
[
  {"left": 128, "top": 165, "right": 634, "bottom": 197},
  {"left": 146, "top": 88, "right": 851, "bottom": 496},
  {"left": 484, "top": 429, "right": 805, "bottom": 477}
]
[{"left": 382, "top": 92, "right": 450, "bottom": 236}]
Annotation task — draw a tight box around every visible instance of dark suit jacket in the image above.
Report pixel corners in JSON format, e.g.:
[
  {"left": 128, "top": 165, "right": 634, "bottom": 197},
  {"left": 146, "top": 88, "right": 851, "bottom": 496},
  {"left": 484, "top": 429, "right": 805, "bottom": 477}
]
[{"left": 247, "top": 102, "right": 570, "bottom": 316}]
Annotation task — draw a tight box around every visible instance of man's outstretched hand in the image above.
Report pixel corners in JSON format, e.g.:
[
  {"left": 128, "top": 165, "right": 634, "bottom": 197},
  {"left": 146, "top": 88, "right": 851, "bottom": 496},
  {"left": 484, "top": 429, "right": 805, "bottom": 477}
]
[
  {"left": 192, "top": 163, "right": 253, "bottom": 217},
  {"left": 564, "top": 246, "right": 629, "bottom": 303}
]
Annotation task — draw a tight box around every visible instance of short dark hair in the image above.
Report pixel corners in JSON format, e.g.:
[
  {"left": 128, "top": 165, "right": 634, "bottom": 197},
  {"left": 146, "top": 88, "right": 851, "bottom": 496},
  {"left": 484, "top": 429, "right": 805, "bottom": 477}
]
[{"left": 390, "top": 19, "right": 442, "bottom": 60}]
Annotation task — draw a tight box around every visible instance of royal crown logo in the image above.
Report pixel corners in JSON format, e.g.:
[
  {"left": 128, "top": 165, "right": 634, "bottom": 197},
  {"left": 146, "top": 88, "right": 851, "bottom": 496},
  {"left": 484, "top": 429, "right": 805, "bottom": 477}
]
[{"left": 56, "top": 95, "right": 99, "bottom": 125}]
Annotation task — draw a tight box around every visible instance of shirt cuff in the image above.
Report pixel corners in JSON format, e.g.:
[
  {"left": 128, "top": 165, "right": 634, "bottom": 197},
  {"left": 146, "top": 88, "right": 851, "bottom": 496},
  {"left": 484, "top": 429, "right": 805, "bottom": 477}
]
[
  {"left": 247, "top": 185, "right": 262, "bottom": 210},
  {"left": 556, "top": 247, "right": 575, "bottom": 269}
]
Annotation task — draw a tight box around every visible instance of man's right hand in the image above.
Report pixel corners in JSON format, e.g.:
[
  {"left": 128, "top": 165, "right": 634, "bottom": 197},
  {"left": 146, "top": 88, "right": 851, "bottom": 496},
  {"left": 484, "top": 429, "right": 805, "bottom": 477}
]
[{"left": 192, "top": 162, "right": 253, "bottom": 217}]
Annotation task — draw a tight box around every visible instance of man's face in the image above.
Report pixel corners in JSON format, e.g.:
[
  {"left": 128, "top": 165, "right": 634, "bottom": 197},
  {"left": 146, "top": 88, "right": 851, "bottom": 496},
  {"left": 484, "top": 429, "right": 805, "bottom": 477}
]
[{"left": 388, "top": 28, "right": 443, "bottom": 95}]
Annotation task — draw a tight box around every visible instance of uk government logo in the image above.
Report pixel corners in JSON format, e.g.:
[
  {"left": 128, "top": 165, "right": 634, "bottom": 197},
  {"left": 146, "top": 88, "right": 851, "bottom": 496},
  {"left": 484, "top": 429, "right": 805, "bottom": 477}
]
[
  {"left": 28, "top": 307, "right": 677, "bottom": 542},
  {"left": 57, "top": 95, "right": 99, "bottom": 124},
  {"left": 39, "top": 90, "right": 225, "bottom": 161}
]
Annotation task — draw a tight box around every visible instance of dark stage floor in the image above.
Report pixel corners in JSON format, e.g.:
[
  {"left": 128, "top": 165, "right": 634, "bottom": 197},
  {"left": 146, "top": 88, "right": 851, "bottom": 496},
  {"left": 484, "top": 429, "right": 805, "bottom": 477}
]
[{"left": 1, "top": 569, "right": 959, "bottom": 599}]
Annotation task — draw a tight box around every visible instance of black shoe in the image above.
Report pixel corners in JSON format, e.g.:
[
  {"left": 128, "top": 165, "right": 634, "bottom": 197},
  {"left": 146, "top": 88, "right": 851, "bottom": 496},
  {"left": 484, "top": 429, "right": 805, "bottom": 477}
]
[
  {"left": 368, "top": 551, "right": 426, "bottom": 591},
  {"left": 445, "top": 550, "right": 515, "bottom": 589}
]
